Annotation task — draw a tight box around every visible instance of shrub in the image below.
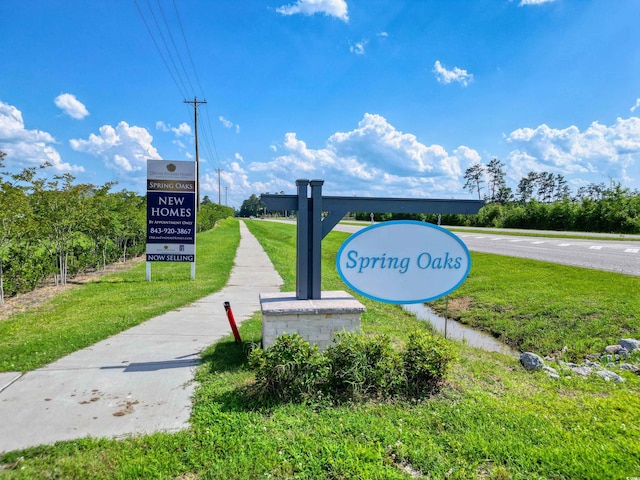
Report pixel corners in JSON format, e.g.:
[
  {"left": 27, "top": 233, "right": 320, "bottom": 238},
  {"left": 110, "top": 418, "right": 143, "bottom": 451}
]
[
  {"left": 325, "top": 332, "right": 403, "bottom": 401},
  {"left": 248, "top": 333, "right": 329, "bottom": 403},
  {"left": 248, "top": 331, "right": 456, "bottom": 405},
  {"left": 403, "top": 331, "right": 457, "bottom": 395}
]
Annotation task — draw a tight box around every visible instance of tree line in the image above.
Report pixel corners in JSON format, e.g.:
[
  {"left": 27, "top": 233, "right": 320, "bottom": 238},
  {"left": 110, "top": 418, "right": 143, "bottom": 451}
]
[
  {"left": 0, "top": 151, "right": 233, "bottom": 303},
  {"left": 353, "top": 159, "right": 639, "bottom": 233}
]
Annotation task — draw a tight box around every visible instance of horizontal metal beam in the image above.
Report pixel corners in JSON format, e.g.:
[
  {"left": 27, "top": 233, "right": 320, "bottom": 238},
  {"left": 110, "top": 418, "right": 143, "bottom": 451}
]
[{"left": 261, "top": 194, "right": 483, "bottom": 215}]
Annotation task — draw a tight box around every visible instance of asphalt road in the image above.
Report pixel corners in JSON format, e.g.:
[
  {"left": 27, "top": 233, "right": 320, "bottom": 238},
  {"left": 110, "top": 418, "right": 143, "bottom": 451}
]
[{"left": 331, "top": 224, "right": 640, "bottom": 277}]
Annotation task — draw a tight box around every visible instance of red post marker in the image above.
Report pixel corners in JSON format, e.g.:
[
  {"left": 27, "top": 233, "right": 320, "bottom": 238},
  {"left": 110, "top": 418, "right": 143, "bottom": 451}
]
[{"left": 223, "top": 301, "right": 242, "bottom": 343}]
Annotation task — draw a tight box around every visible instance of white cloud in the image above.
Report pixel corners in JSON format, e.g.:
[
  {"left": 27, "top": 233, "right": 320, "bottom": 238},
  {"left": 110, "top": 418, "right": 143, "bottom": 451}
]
[
  {"left": 506, "top": 117, "right": 640, "bottom": 184},
  {"left": 377, "top": 31, "right": 388, "bottom": 38},
  {"left": 219, "top": 115, "right": 240, "bottom": 133},
  {"left": 433, "top": 61, "right": 473, "bottom": 87},
  {"left": 70, "top": 121, "right": 161, "bottom": 174},
  {"left": 156, "top": 121, "right": 170, "bottom": 132},
  {"left": 156, "top": 121, "right": 192, "bottom": 136},
  {"left": 219, "top": 116, "right": 233, "bottom": 128},
  {"left": 245, "top": 113, "right": 478, "bottom": 198},
  {"left": 518, "top": 0, "right": 556, "bottom": 5},
  {"left": 276, "top": 0, "right": 348, "bottom": 22},
  {"left": 631, "top": 99, "right": 640, "bottom": 112},
  {"left": 235, "top": 152, "right": 244, "bottom": 163},
  {"left": 350, "top": 40, "right": 367, "bottom": 55},
  {"left": 0, "top": 101, "right": 83, "bottom": 172},
  {"left": 54, "top": 93, "right": 89, "bottom": 120},
  {"left": 172, "top": 122, "right": 192, "bottom": 136}
]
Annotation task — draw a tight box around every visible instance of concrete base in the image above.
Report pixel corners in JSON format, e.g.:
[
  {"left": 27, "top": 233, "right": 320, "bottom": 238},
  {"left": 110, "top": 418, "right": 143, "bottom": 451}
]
[{"left": 259, "top": 291, "right": 366, "bottom": 350}]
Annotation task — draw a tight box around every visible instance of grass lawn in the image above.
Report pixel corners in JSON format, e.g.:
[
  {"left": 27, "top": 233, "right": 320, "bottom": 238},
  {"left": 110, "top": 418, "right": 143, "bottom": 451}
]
[
  {"left": 0, "top": 218, "right": 240, "bottom": 372},
  {"left": 1, "top": 219, "right": 639, "bottom": 479}
]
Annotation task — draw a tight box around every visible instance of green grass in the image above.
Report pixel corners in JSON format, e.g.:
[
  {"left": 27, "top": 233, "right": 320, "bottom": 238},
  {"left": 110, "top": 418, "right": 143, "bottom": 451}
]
[
  {"left": 428, "top": 253, "right": 640, "bottom": 359},
  {"left": 2, "top": 219, "right": 640, "bottom": 479},
  {"left": 446, "top": 226, "right": 640, "bottom": 241},
  {"left": 0, "top": 218, "right": 240, "bottom": 372}
]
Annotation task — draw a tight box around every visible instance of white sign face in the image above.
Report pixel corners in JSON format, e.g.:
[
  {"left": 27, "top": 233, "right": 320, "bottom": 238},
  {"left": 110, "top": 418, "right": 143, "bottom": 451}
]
[{"left": 336, "top": 221, "right": 471, "bottom": 304}]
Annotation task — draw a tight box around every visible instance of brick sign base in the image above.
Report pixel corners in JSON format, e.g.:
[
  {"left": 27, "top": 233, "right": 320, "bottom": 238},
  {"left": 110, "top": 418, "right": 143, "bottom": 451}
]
[{"left": 259, "top": 291, "right": 366, "bottom": 350}]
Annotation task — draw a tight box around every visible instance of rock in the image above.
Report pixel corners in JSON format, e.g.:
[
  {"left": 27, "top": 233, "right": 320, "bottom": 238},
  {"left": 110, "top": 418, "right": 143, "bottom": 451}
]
[
  {"left": 584, "top": 361, "right": 602, "bottom": 370},
  {"left": 520, "top": 352, "right": 544, "bottom": 371},
  {"left": 571, "top": 366, "right": 592, "bottom": 377},
  {"left": 619, "top": 338, "right": 640, "bottom": 352},
  {"left": 547, "top": 373, "right": 560, "bottom": 380},
  {"left": 619, "top": 347, "right": 629, "bottom": 358},
  {"left": 605, "top": 345, "right": 622, "bottom": 354},
  {"left": 596, "top": 370, "right": 625, "bottom": 383},
  {"left": 619, "top": 363, "right": 639, "bottom": 373},
  {"left": 543, "top": 366, "right": 558, "bottom": 375}
]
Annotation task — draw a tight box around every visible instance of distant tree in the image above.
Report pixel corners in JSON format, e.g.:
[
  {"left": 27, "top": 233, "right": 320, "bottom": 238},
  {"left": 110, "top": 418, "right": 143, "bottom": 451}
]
[
  {"left": 486, "top": 158, "right": 508, "bottom": 203},
  {"left": 463, "top": 163, "right": 485, "bottom": 200},
  {"left": 201, "top": 195, "right": 213, "bottom": 205},
  {"left": 553, "top": 174, "right": 572, "bottom": 201},
  {"left": 239, "top": 194, "right": 265, "bottom": 217},
  {"left": 537, "top": 172, "right": 556, "bottom": 203},
  {"left": 0, "top": 153, "right": 32, "bottom": 303},
  {"left": 516, "top": 171, "right": 538, "bottom": 203},
  {"left": 577, "top": 182, "right": 607, "bottom": 201}
]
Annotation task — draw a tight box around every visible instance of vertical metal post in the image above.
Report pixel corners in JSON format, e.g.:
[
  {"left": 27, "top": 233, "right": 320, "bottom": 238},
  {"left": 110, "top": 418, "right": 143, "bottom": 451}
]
[
  {"left": 310, "top": 180, "right": 324, "bottom": 299},
  {"left": 296, "top": 179, "right": 309, "bottom": 300}
]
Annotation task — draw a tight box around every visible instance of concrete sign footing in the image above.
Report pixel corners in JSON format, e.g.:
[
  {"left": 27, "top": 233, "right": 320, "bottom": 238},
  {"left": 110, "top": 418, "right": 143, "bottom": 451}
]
[{"left": 259, "top": 291, "right": 366, "bottom": 350}]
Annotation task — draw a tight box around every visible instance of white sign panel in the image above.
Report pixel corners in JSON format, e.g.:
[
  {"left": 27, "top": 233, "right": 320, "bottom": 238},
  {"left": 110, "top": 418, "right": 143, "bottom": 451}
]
[{"left": 336, "top": 221, "right": 471, "bottom": 304}]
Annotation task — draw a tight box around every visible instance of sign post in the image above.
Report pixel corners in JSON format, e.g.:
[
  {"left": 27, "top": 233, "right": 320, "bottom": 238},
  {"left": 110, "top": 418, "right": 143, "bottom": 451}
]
[
  {"left": 261, "top": 179, "right": 483, "bottom": 300},
  {"left": 146, "top": 160, "right": 197, "bottom": 281}
]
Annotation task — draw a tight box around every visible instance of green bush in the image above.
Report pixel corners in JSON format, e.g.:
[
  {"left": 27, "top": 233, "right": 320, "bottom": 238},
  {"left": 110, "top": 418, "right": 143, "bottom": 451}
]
[
  {"left": 248, "top": 331, "right": 456, "bottom": 405},
  {"left": 325, "top": 332, "right": 403, "bottom": 401},
  {"left": 248, "top": 333, "right": 329, "bottom": 403},
  {"left": 403, "top": 331, "right": 457, "bottom": 396}
]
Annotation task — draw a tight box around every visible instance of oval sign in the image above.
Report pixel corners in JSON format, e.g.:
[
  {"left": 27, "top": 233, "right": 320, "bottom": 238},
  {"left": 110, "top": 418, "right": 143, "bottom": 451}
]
[{"left": 336, "top": 220, "right": 471, "bottom": 304}]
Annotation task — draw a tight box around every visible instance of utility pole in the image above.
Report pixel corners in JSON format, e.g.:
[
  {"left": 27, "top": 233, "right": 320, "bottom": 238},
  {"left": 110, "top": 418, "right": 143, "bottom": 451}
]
[
  {"left": 216, "top": 168, "right": 223, "bottom": 204},
  {"left": 224, "top": 186, "right": 228, "bottom": 205},
  {"left": 183, "top": 97, "right": 207, "bottom": 211}
]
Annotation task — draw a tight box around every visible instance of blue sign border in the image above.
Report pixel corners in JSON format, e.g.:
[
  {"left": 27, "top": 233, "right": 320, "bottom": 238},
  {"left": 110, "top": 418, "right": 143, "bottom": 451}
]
[{"left": 336, "top": 220, "right": 472, "bottom": 304}]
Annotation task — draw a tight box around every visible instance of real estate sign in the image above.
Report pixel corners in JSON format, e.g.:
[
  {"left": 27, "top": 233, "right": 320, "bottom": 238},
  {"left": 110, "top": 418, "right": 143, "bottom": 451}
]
[
  {"left": 336, "top": 220, "right": 471, "bottom": 304},
  {"left": 146, "top": 160, "right": 196, "bottom": 262}
]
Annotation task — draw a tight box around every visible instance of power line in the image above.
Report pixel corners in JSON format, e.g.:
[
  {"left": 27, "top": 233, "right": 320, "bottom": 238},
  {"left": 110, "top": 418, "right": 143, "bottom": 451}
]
[
  {"left": 133, "top": 0, "right": 187, "bottom": 98},
  {"left": 134, "top": 0, "right": 224, "bottom": 186},
  {"left": 144, "top": 0, "right": 191, "bottom": 97},
  {"left": 172, "top": 0, "right": 205, "bottom": 95},
  {"left": 155, "top": 0, "right": 196, "bottom": 95}
]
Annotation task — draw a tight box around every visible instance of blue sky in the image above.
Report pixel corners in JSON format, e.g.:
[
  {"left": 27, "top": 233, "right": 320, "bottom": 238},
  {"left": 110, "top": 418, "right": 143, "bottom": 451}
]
[{"left": 1, "top": 0, "right": 639, "bottom": 208}]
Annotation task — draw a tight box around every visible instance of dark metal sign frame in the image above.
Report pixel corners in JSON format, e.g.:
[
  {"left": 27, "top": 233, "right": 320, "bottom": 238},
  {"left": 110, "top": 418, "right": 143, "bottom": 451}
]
[{"left": 261, "top": 179, "right": 484, "bottom": 300}]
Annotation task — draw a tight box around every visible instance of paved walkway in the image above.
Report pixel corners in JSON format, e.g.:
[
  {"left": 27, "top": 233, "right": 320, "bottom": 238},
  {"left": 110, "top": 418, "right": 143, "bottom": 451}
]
[{"left": 0, "top": 221, "right": 282, "bottom": 453}]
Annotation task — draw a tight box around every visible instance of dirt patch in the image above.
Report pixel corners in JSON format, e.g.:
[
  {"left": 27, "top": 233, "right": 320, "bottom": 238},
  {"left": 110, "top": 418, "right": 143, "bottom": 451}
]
[
  {"left": 113, "top": 400, "right": 140, "bottom": 417},
  {"left": 0, "top": 256, "right": 144, "bottom": 321},
  {"left": 447, "top": 296, "right": 472, "bottom": 316}
]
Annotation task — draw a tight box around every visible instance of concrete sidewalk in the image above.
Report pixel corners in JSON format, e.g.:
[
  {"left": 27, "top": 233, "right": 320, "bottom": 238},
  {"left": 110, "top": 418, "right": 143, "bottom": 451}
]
[{"left": 0, "top": 220, "right": 282, "bottom": 453}]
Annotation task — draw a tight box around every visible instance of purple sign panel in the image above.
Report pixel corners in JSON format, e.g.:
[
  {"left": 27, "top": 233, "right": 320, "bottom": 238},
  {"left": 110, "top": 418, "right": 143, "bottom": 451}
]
[{"left": 146, "top": 160, "right": 196, "bottom": 262}]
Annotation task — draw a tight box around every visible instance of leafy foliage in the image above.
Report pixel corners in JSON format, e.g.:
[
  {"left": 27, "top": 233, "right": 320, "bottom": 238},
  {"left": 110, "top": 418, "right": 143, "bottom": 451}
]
[
  {"left": 0, "top": 153, "right": 233, "bottom": 303},
  {"left": 249, "top": 331, "right": 455, "bottom": 405}
]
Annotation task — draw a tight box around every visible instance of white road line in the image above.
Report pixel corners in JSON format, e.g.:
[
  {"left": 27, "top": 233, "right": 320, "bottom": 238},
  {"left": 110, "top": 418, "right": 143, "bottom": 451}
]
[
  {"left": 531, "top": 241, "right": 545, "bottom": 244},
  {"left": 625, "top": 248, "right": 639, "bottom": 253},
  {"left": 558, "top": 243, "right": 571, "bottom": 247},
  {"left": 589, "top": 246, "right": 603, "bottom": 250},
  {"left": 509, "top": 239, "right": 525, "bottom": 242}
]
